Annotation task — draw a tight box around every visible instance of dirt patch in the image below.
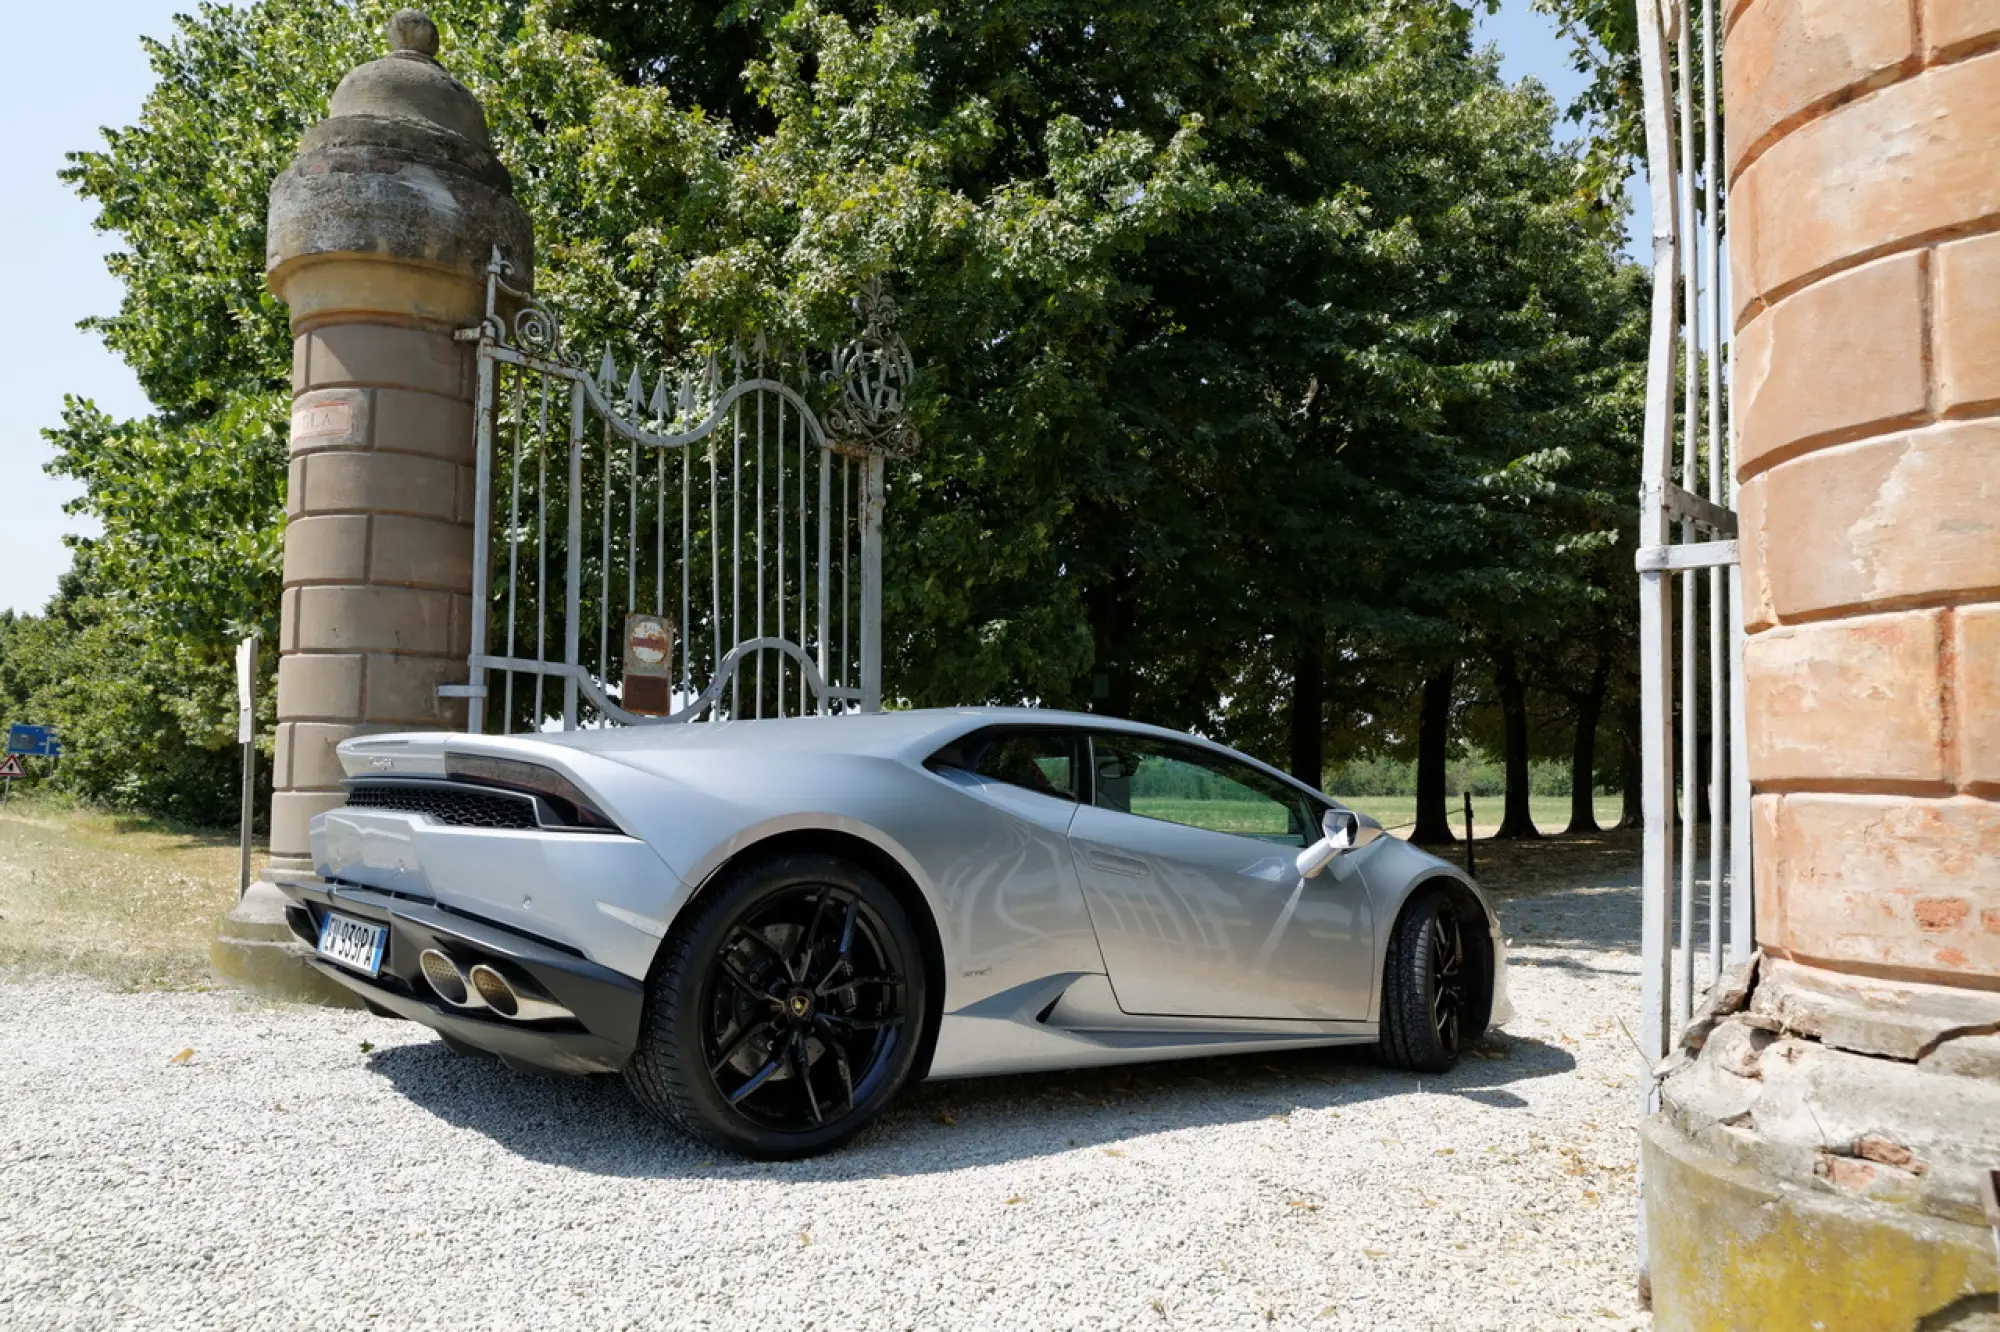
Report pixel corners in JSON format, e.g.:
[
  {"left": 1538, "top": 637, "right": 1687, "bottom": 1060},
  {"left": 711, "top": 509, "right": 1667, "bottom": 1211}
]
[{"left": 1439, "top": 827, "right": 1644, "bottom": 901}]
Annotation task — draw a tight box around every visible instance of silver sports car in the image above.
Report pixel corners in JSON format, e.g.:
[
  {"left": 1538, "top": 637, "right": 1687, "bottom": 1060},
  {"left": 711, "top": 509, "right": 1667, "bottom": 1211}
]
[{"left": 279, "top": 708, "right": 1512, "bottom": 1157}]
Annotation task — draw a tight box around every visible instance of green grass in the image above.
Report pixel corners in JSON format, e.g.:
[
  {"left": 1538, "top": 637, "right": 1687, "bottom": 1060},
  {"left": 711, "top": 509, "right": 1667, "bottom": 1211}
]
[
  {"left": 1334, "top": 794, "right": 1625, "bottom": 837},
  {"left": 1122, "top": 794, "right": 1629, "bottom": 841},
  {"left": 1128, "top": 797, "right": 1299, "bottom": 839}
]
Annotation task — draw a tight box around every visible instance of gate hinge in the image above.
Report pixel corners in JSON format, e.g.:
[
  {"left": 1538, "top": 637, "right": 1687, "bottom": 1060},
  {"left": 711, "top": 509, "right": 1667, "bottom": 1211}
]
[
  {"left": 436, "top": 684, "right": 488, "bottom": 699},
  {"left": 1662, "top": 482, "right": 1737, "bottom": 537}
]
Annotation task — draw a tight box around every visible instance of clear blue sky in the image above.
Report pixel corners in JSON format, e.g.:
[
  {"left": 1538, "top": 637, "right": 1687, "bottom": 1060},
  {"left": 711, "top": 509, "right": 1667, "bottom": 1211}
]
[{"left": 0, "top": 0, "right": 1630, "bottom": 616}]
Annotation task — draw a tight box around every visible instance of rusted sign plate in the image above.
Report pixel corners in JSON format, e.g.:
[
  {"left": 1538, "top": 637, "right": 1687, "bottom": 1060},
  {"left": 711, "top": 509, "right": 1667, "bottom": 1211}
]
[{"left": 622, "top": 613, "right": 676, "bottom": 716}]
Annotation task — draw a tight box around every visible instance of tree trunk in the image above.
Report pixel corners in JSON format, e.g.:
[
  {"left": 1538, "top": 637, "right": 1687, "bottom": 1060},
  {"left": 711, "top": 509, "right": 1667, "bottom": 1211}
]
[
  {"left": 1082, "top": 559, "right": 1138, "bottom": 718},
  {"left": 1565, "top": 653, "right": 1609, "bottom": 836},
  {"left": 1411, "top": 664, "right": 1456, "bottom": 845},
  {"left": 1617, "top": 702, "right": 1643, "bottom": 829},
  {"left": 1492, "top": 648, "right": 1540, "bottom": 839},
  {"left": 1287, "top": 637, "right": 1324, "bottom": 788}
]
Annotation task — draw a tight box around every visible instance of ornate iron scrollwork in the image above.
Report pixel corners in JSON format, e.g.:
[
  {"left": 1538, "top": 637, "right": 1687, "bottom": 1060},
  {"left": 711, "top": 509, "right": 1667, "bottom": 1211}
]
[{"left": 826, "top": 280, "right": 918, "bottom": 458}]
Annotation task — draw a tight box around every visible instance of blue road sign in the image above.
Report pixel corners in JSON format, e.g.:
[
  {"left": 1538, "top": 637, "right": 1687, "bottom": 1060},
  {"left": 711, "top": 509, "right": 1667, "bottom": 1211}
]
[{"left": 6, "top": 725, "right": 61, "bottom": 758}]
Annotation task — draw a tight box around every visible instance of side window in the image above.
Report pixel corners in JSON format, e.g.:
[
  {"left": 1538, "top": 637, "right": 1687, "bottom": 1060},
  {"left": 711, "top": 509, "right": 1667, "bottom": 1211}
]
[
  {"left": 1091, "top": 735, "right": 1312, "bottom": 845},
  {"left": 934, "top": 729, "right": 1080, "bottom": 801}
]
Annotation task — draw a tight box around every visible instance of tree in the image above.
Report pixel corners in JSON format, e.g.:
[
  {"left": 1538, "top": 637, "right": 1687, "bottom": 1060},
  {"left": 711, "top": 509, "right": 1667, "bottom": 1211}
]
[{"left": 43, "top": 0, "right": 1646, "bottom": 822}]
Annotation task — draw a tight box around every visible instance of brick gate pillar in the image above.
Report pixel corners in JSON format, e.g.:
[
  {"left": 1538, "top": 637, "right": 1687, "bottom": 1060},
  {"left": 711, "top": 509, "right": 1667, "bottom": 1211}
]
[
  {"left": 1643, "top": 3, "right": 2000, "bottom": 1326},
  {"left": 210, "top": 9, "right": 531, "bottom": 1000}
]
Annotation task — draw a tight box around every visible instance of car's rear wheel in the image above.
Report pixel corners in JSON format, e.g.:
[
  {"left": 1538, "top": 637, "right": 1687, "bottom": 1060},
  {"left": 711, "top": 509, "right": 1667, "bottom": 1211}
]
[
  {"left": 624, "top": 852, "right": 926, "bottom": 1158},
  {"left": 1378, "top": 884, "right": 1482, "bottom": 1074}
]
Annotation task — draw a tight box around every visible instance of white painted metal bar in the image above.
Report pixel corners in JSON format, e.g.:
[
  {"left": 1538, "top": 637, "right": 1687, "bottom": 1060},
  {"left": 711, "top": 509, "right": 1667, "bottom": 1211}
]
[
  {"left": 1636, "top": 0, "right": 1682, "bottom": 1070},
  {"left": 841, "top": 455, "right": 852, "bottom": 701},
  {"left": 1635, "top": 0, "right": 1684, "bottom": 1284},
  {"left": 777, "top": 385, "right": 787, "bottom": 715},
  {"left": 755, "top": 349, "right": 767, "bottom": 718},
  {"left": 1728, "top": 361, "right": 1755, "bottom": 963},
  {"left": 681, "top": 409, "right": 691, "bottom": 706},
  {"left": 467, "top": 336, "right": 498, "bottom": 735},
  {"left": 599, "top": 411, "right": 612, "bottom": 708},
  {"left": 1637, "top": 540, "right": 1739, "bottom": 572},
  {"left": 1703, "top": 0, "right": 1726, "bottom": 988},
  {"left": 564, "top": 383, "right": 584, "bottom": 730},
  {"left": 708, "top": 358, "right": 722, "bottom": 723},
  {"left": 861, "top": 453, "right": 885, "bottom": 713},
  {"left": 817, "top": 437, "right": 831, "bottom": 714},
  {"left": 535, "top": 378, "right": 549, "bottom": 730},
  {"left": 731, "top": 358, "right": 743, "bottom": 718},
  {"left": 1675, "top": 0, "right": 1700, "bottom": 1028},
  {"left": 503, "top": 369, "right": 525, "bottom": 734},
  {"left": 792, "top": 404, "right": 800, "bottom": 716}
]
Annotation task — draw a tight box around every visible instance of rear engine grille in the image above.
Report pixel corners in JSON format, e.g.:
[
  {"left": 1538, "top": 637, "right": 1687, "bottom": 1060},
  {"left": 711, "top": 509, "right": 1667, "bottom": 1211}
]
[{"left": 345, "top": 782, "right": 539, "bottom": 830}]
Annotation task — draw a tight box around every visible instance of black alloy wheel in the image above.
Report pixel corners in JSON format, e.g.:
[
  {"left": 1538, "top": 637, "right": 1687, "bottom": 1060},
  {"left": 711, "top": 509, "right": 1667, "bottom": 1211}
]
[
  {"left": 1428, "top": 910, "right": 1466, "bottom": 1057},
  {"left": 625, "top": 852, "right": 927, "bottom": 1158},
  {"left": 1378, "top": 884, "right": 1481, "bottom": 1074}
]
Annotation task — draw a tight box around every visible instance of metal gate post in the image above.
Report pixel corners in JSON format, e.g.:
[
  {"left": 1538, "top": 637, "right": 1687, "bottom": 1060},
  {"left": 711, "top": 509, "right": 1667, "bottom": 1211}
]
[
  {"left": 466, "top": 346, "right": 497, "bottom": 734},
  {"left": 1636, "top": 0, "right": 1682, "bottom": 1076}
]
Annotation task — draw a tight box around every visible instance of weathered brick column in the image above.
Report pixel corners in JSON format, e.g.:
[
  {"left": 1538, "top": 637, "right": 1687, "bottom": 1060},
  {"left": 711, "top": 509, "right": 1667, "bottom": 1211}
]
[
  {"left": 211, "top": 9, "right": 530, "bottom": 999},
  {"left": 1643, "top": 3, "right": 2000, "bottom": 1326}
]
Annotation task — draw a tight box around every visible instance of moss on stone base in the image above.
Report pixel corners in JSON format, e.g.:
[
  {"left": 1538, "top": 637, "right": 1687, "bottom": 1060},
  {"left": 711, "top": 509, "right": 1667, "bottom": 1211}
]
[
  {"left": 1642, "top": 1115, "right": 1996, "bottom": 1330},
  {"left": 209, "top": 880, "right": 362, "bottom": 1009}
]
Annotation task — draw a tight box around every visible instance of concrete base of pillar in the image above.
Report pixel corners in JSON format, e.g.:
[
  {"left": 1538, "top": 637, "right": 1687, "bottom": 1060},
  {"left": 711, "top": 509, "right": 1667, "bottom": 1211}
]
[
  {"left": 1641, "top": 1114, "right": 1998, "bottom": 1332},
  {"left": 208, "top": 878, "right": 361, "bottom": 1009}
]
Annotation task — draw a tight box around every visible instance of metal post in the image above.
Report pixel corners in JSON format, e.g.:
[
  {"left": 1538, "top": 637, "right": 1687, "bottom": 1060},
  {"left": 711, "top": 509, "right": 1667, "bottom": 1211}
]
[
  {"left": 1702, "top": 0, "right": 1726, "bottom": 988},
  {"left": 564, "top": 384, "right": 584, "bottom": 730},
  {"left": 467, "top": 348, "right": 496, "bottom": 734},
  {"left": 237, "top": 635, "right": 259, "bottom": 897},
  {"left": 860, "top": 452, "right": 884, "bottom": 712},
  {"left": 817, "top": 442, "right": 831, "bottom": 712},
  {"left": 1676, "top": 0, "right": 1700, "bottom": 1026},
  {"left": 1462, "top": 791, "right": 1476, "bottom": 878},
  {"left": 1634, "top": 0, "right": 1685, "bottom": 1282}
]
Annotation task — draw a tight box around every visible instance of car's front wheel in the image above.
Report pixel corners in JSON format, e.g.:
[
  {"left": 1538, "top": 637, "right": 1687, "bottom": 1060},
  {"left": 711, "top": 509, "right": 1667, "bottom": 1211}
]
[
  {"left": 1377, "top": 884, "right": 1485, "bottom": 1073},
  {"left": 624, "top": 851, "right": 927, "bottom": 1158}
]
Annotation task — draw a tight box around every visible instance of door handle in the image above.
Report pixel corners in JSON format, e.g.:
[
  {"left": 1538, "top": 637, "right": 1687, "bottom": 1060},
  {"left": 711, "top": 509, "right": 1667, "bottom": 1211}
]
[{"left": 1084, "top": 847, "right": 1151, "bottom": 878}]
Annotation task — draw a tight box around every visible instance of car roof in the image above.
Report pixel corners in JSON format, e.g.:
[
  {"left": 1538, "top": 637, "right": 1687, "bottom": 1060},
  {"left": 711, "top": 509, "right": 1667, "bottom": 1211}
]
[{"left": 535, "top": 707, "right": 1325, "bottom": 799}]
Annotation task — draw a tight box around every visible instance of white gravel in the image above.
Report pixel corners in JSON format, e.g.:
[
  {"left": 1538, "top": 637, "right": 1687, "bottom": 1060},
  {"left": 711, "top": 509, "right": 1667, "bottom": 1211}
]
[{"left": 1, "top": 884, "right": 1651, "bottom": 1331}]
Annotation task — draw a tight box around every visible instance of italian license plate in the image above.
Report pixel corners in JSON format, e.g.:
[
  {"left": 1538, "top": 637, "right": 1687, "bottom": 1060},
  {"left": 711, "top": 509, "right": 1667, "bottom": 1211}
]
[{"left": 317, "top": 912, "right": 387, "bottom": 977}]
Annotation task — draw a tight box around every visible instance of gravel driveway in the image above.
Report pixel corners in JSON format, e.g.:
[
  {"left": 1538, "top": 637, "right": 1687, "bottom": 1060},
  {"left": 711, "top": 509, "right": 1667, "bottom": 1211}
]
[{"left": 1, "top": 882, "right": 1650, "bottom": 1331}]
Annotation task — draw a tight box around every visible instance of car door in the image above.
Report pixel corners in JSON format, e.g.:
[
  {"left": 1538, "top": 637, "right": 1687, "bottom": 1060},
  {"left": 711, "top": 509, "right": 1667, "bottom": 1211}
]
[{"left": 1066, "top": 731, "right": 1375, "bottom": 1021}]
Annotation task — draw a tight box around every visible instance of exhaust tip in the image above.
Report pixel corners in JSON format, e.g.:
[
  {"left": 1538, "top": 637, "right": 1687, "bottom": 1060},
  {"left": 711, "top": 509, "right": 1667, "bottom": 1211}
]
[
  {"left": 419, "top": 949, "right": 474, "bottom": 1008},
  {"left": 467, "top": 963, "right": 520, "bottom": 1018}
]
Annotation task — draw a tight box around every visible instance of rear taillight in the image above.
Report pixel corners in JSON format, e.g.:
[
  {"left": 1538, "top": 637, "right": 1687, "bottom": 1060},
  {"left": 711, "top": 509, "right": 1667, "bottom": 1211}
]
[{"left": 443, "top": 754, "right": 619, "bottom": 832}]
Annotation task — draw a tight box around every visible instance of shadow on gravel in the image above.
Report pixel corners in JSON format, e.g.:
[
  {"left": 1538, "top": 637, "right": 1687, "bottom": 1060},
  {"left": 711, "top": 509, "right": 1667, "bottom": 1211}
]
[{"left": 367, "top": 1030, "right": 1577, "bottom": 1180}]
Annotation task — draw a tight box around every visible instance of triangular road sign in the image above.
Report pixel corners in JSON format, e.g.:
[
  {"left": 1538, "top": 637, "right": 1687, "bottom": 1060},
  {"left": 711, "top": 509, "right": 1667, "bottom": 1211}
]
[{"left": 0, "top": 755, "right": 24, "bottom": 778}]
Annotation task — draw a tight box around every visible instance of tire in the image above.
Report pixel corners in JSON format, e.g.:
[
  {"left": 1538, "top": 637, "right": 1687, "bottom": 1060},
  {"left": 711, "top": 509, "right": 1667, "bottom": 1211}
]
[
  {"left": 624, "top": 852, "right": 928, "bottom": 1159},
  {"left": 1378, "top": 884, "right": 1482, "bottom": 1074}
]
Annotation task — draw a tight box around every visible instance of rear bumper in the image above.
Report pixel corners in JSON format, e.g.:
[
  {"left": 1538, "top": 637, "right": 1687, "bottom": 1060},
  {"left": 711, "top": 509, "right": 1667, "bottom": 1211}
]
[{"left": 278, "top": 875, "right": 644, "bottom": 1074}]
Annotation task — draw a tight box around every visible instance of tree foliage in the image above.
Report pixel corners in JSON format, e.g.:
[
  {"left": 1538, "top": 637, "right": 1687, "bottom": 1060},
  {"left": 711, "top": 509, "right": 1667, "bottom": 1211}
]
[{"left": 17, "top": 0, "right": 1644, "bottom": 825}]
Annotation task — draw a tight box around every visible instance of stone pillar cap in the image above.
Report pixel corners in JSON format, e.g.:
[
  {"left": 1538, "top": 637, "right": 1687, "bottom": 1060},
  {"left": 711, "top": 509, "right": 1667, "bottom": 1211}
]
[
  {"left": 320, "top": 9, "right": 493, "bottom": 156},
  {"left": 266, "top": 6, "right": 532, "bottom": 305}
]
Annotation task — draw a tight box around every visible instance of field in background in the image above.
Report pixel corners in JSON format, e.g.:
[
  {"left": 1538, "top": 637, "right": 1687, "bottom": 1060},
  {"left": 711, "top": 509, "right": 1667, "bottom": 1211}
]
[
  {"left": 1339, "top": 794, "right": 1625, "bottom": 838},
  {"left": 0, "top": 798, "right": 257, "bottom": 989},
  {"left": 0, "top": 791, "right": 1637, "bottom": 991}
]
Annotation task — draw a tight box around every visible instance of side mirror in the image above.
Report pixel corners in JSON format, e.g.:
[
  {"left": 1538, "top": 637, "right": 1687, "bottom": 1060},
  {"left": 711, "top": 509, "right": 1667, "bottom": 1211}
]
[{"left": 1295, "top": 808, "right": 1378, "bottom": 878}]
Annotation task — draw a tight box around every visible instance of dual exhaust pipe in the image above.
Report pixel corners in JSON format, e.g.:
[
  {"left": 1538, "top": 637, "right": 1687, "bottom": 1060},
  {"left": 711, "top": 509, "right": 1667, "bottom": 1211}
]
[{"left": 419, "top": 948, "right": 574, "bottom": 1022}]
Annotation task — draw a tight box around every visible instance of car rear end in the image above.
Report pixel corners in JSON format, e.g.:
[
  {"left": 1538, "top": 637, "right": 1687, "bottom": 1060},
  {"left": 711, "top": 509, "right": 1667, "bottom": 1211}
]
[{"left": 275, "top": 734, "right": 688, "bottom": 1074}]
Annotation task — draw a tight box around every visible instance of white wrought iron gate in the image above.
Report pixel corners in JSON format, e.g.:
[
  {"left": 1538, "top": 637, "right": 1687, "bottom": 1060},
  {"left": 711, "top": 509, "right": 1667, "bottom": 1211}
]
[
  {"left": 1634, "top": 0, "right": 1752, "bottom": 1275},
  {"left": 450, "top": 249, "right": 913, "bottom": 733}
]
